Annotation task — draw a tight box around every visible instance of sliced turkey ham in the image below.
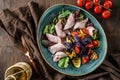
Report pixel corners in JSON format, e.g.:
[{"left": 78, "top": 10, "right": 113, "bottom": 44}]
[
  {"left": 55, "top": 19, "right": 66, "bottom": 38},
  {"left": 46, "top": 33, "right": 61, "bottom": 43},
  {"left": 87, "top": 26, "right": 96, "bottom": 36},
  {"left": 53, "top": 51, "right": 67, "bottom": 62},
  {"left": 73, "top": 18, "right": 88, "bottom": 30},
  {"left": 64, "top": 13, "right": 75, "bottom": 30},
  {"left": 49, "top": 43, "right": 66, "bottom": 54}
]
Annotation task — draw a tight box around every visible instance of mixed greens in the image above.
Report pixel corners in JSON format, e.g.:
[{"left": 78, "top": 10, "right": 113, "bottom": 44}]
[{"left": 42, "top": 9, "right": 100, "bottom": 68}]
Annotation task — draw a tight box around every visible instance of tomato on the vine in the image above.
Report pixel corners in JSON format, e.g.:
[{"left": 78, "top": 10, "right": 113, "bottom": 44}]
[
  {"left": 92, "top": 0, "right": 100, "bottom": 6},
  {"left": 94, "top": 5, "right": 102, "bottom": 14},
  {"left": 102, "top": 10, "right": 111, "bottom": 19},
  {"left": 76, "top": 0, "right": 112, "bottom": 19},
  {"left": 76, "top": 0, "right": 85, "bottom": 7},
  {"left": 103, "top": 0, "right": 112, "bottom": 9},
  {"left": 85, "top": 2, "right": 93, "bottom": 10},
  {"left": 85, "top": 0, "right": 91, "bottom": 2}
]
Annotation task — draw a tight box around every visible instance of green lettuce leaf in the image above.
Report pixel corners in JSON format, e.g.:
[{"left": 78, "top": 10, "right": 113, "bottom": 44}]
[{"left": 58, "top": 57, "right": 69, "bottom": 68}]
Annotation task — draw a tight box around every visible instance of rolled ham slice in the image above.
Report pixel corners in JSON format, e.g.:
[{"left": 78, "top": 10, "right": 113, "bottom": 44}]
[
  {"left": 64, "top": 13, "right": 75, "bottom": 30},
  {"left": 87, "top": 26, "right": 96, "bottom": 36},
  {"left": 55, "top": 19, "right": 66, "bottom": 38},
  {"left": 73, "top": 18, "right": 88, "bottom": 30},
  {"left": 49, "top": 43, "right": 66, "bottom": 54},
  {"left": 53, "top": 51, "right": 67, "bottom": 62},
  {"left": 46, "top": 33, "right": 61, "bottom": 43}
]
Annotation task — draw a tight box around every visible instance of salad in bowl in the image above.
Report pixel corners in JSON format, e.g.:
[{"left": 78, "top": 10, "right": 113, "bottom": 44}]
[{"left": 37, "top": 4, "right": 107, "bottom": 76}]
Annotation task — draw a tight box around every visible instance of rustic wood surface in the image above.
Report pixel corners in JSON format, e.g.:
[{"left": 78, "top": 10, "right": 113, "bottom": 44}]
[{"left": 0, "top": 0, "right": 120, "bottom": 80}]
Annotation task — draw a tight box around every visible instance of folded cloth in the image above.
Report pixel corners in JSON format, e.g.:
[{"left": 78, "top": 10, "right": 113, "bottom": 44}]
[{"left": 0, "top": 1, "right": 120, "bottom": 80}]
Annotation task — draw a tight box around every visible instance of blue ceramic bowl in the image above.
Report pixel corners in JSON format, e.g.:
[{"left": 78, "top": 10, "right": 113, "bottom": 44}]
[{"left": 37, "top": 4, "right": 107, "bottom": 76}]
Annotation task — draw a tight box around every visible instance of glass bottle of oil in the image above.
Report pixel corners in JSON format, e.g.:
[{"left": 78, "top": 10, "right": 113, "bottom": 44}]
[{"left": 5, "top": 62, "right": 32, "bottom": 80}]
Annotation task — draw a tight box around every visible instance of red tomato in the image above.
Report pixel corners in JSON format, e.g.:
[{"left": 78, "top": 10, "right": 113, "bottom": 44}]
[
  {"left": 94, "top": 6, "right": 102, "bottom": 14},
  {"left": 86, "top": 44, "right": 94, "bottom": 48},
  {"left": 85, "top": 2, "right": 93, "bottom": 10},
  {"left": 85, "top": 0, "right": 91, "bottom": 2},
  {"left": 92, "top": 0, "right": 100, "bottom": 6},
  {"left": 76, "top": 0, "right": 85, "bottom": 7},
  {"left": 103, "top": 0, "right": 112, "bottom": 9},
  {"left": 75, "top": 46, "right": 80, "bottom": 54},
  {"left": 92, "top": 40, "right": 100, "bottom": 46},
  {"left": 82, "top": 56, "right": 89, "bottom": 64},
  {"left": 102, "top": 10, "right": 111, "bottom": 19}
]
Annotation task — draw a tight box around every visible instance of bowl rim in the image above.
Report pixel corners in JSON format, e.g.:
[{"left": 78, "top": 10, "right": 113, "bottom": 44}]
[{"left": 37, "top": 4, "right": 108, "bottom": 76}]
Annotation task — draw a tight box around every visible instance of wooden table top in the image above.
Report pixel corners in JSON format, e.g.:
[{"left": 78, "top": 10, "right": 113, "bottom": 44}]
[{"left": 0, "top": 0, "right": 120, "bottom": 80}]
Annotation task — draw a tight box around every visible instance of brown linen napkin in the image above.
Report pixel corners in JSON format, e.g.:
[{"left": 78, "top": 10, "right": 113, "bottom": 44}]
[{"left": 0, "top": 1, "right": 120, "bottom": 80}]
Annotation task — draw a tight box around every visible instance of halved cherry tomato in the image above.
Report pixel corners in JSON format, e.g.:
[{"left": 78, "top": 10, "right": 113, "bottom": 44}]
[
  {"left": 86, "top": 44, "right": 94, "bottom": 48},
  {"left": 102, "top": 10, "right": 111, "bottom": 19},
  {"left": 76, "top": 0, "right": 85, "bottom": 7},
  {"left": 92, "top": 40, "right": 100, "bottom": 47},
  {"left": 94, "top": 5, "right": 102, "bottom": 14},
  {"left": 85, "top": 2, "right": 93, "bottom": 10},
  {"left": 82, "top": 56, "right": 89, "bottom": 64},
  {"left": 103, "top": 0, "right": 112, "bottom": 9},
  {"left": 92, "top": 0, "right": 100, "bottom": 6},
  {"left": 74, "top": 46, "right": 80, "bottom": 54}
]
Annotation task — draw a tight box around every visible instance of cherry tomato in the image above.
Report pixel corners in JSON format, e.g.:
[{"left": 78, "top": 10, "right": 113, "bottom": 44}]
[
  {"left": 76, "top": 0, "right": 85, "bottom": 7},
  {"left": 74, "top": 46, "right": 80, "bottom": 54},
  {"left": 85, "top": 0, "right": 91, "bottom": 2},
  {"left": 86, "top": 44, "right": 94, "bottom": 48},
  {"left": 102, "top": 10, "right": 111, "bottom": 19},
  {"left": 94, "top": 6, "right": 102, "bottom": 14},
  {"left": 103, "top": 0, "right": 112, "bottom": 9},
  {"left": 92, "top": 40, "right": 100, "bottom": 47},
  {"left": 82, "top": 56, "right": 89, "bottom": 64},
  {"left": 92, "top": 0, "right": 100, "bottom": 6},
  {"left": 85, "top": 2, "right": 93, "bottom": 10}
]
